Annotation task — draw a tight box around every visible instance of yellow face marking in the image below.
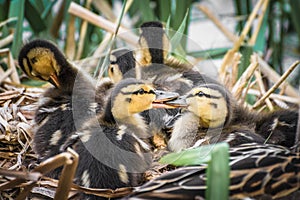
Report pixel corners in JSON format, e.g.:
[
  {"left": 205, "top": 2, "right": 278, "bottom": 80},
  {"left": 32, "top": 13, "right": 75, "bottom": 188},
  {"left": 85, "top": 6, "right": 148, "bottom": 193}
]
[
  {"left": 108, "top": 64, "right": 123, "bottom": 83},
  {"left": 187, "top": 87, "right": 228, "bottom": 128},
  {"left": 136, "top": 37, "right": 152, "bottom": 66},
  {"left": 127, "top": 84, "right": 156, "bottom": 114},
  {"left": 112, "top": 84, "right": 156, "bottom": 119},
  {"left": 24, "top": 47, "right": 60, "bottom": 83}
]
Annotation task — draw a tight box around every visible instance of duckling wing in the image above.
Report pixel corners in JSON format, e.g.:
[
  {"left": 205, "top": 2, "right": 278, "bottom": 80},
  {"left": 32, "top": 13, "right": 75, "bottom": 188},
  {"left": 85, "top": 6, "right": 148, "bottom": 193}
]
[{"left": 62, "top": 118, "right": 152, "bottom": 193}]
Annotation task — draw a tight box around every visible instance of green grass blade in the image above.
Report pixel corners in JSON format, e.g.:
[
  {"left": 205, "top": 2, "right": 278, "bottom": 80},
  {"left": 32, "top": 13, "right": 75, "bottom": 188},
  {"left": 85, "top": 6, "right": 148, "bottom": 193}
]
[
  {"left": 188, "top": 47, "right": 230, "bottom": 59},
  {"left": 160, "top": 144, "right": 227, "bottom": 166},
  {"left": 170, "top": 9, "right": 189, "bottom": 54},
  {"left": 158, "top": 0, "right": 171, "bottom": 22},
  {"left": 238, "top": 45, "right": 253, "bottom": 78},
  {"left": 9, "top": 0, "right": 25, "bottom": 57},
  {"left": 24, "top": 0, "right": 47, "bottom": 33},
  {"left": 206, "top": 143, "right": 229, "bottom": 200},
  {"left": 95, "top": 0, "right": 128, "bottom": 78}
]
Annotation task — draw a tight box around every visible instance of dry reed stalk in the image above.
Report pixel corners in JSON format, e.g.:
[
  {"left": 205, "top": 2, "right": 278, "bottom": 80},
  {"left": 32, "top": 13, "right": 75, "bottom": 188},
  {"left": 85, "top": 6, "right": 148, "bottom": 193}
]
[
  {"left": 196, "top": 4, "right": 238, "bottom": 43},
  {"left": 75, "top": 0, "right": 93, "bottom": 60},
  {"left": 66, "top": 15, "right": 77, "bottom": 60},
  {"left": 0, "top": 33, "right": 14, "bottom": 48},
  {"left": 253, "top": 60, "right": 300, "bottom": 109},
  {"left": 249, "top": 0, "right": 270, "bottom": 45},
  {"left": 256, "top": 54, "right": 300, "bottom": 98},
  {"left": 254, "top": 70, "right": 274, "bottom": 111},
  {"left": 247, "top": 89, "right": 300, "bottom": 105},
  {"left": 0, "top": 49, "right": 20, "bottom": 84},
  {"left": 229, "top": 52, "right": 241, "bottom": 89},
  {"left": 240, "top": 78, "right": 257, "bottom": 105},
  {"left": 232, "top": 55, "right": 259, "bottom": 99},
  {"left": 219, "top": 0, "right": 265, "bottom": 77},
  {"left": 54, "top": 148, "right": 78, "bottom": 200},
  {"left": 248, "top": 89, "right": 300, "bottom": 105},
  {"left": 92, "top": 0, "right": 116, "bottom": 21},
  {"left": 68, "top": 2, "right": 138, "bottom": 46}
]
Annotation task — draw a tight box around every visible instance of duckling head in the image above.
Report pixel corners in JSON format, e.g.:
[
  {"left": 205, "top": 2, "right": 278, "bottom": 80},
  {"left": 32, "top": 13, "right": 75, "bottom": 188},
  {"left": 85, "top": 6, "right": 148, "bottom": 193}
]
[
  {"left": 108, "top": 78, "right": 178, "bottom": 121},
  {"left": 168, "top": 83, "right": 233, "bottom": 128},
  {"left": 137, "top": 21, "right": 170, "bottom": 66},
  {"left": 18, "top": 39, "right": 69, "bottom": 88},
  {"left": 109, "top": 48, "right": 136, "bottom": 83}
]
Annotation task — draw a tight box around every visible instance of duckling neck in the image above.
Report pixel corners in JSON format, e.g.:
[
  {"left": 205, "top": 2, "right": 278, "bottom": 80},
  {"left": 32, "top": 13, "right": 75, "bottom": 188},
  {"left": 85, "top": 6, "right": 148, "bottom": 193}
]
[
  {"left": 168, "top": 112, "right": 201, "bottom": 152},
  {"left": 103, "top": 102, "right": 149, "bottom": 138},
  {"left": 120, "top": 114, "right": 149, "bottom": 138}
]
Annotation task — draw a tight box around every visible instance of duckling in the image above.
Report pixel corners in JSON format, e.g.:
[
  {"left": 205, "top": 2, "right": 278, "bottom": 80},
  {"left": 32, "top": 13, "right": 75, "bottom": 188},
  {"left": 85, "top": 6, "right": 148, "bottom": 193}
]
[
  {"left": 18, "top": 40, "right": 111, "bottom": 174},
  {"left": 110, "top": 21, "right": 220, "bottom": 95},
  {"left": 60, "top": 78, "right": 179, "bottom": 199},
  {"left": 109, "top": 48, "right": 136, "bottom": 83},
  {"left": 108, "top": 22, "right": 222, "bottom": 147},
  {"left": 125, "top": 143, "right": 300, "bottom": 200},
  {"left": 167, "top": 83, "right": 299, "bottom": 152}
]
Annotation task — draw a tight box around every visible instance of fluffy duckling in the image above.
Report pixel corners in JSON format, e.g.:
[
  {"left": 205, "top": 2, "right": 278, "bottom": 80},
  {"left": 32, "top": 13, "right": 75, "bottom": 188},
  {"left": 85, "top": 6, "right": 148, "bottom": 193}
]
[
  {"left": 125, "top": 143, "right": 300, "bottom": 199},
  {"left": 18, "top": 40, "right": 111, "bottom": 170},
  {"left": 167, "top": 83, "right": 299, "bottom": 152},
  {"left": 61, "top": 78, "right": 179, "bottom": 199},
  {"left": 110, "top": 21, "right": 220, "bottom": 95}
]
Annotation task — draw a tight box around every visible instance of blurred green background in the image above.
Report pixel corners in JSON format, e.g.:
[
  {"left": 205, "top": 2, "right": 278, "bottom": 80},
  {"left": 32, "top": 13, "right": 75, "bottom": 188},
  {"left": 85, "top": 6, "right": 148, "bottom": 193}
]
[{"left": 0, "top": 0, "right": 300, "bottom": 87}]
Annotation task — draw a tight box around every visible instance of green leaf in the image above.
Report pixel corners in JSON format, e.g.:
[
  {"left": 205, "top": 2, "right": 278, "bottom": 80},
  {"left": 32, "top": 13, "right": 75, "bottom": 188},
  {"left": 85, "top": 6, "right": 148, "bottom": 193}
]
[
  {"left": 188, "top": 47, "right": 230, "bottom": 59},
  {"left": 9, "top": 0, "right": 25, "bottom": 58},
  {"left": 94, "top": 0, "right": 128, "bottom": 78},
  {"left": 158, "top": 0, "right": 171, "bottom": 22},
  {"left": 160, "top": 144, "right": 225, "bottom": 166},
  {"left": 206, "top": 143, "right": 229, "bottom": 200},
  {"left": 238, "top": 45, "right": 253, "bottom": 78},
  {"left": 24, "top": 1, "right": 47, "bottom": 33},
  {"left": 170, "top": 9, "right": 189, "bottom": 54}
]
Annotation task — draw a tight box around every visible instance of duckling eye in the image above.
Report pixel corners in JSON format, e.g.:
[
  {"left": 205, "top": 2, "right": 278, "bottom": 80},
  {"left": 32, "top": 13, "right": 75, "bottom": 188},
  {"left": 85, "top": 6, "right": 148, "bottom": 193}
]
[
  {"left": 110, "top": 66, "right": 114, "bottom": 73},
  {"left": 196, "top": 91, "right": 205, "bottom": 97},
  {"left": 30, "top": 57, "right": 37, "bottom": 64},
  {"left": 137, "top": 89, "right": 145, "bottom": 95}
]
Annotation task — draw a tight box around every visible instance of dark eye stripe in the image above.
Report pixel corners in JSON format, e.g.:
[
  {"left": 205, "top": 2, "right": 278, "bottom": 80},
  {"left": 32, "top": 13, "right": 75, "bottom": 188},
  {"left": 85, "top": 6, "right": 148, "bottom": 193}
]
[
  {"left": 187, "top": 92, "right": 221, "bottom": 99},
  {"left": 23, "top": 56, "right": 33, "bottom": 75},
  {"left": 121, "top": 89, "right": 155, "bottom": 95}
]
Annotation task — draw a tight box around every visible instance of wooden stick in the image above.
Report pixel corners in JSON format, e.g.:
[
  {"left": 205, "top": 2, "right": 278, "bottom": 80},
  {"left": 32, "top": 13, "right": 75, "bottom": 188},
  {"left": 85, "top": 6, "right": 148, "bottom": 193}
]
[
  {"left": 253, "top": 60, "right": 300, "bottom": 108},
  {"left": 68, "top": 2, "right": 138, "bottom": 46},
  {"left": 196, "top": 4, "right": 238, "bottom": 42},
  {"left": 256, "top": 54, "right": 300, "bottom": 98}
]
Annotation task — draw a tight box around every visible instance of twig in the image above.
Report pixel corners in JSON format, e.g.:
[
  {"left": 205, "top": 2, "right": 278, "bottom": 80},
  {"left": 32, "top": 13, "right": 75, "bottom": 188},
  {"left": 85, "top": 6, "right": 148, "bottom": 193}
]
[
  {"left": 196, "top": 4, "right": 238, "bottom": 43},
  {"left": 68, "top": 2, "right": 138, "bottom": 46},
  {"left": 247, "top": 89, "right": 300, "bottom": 105},
  {"left": 249, "top": 0, "right": 270, "bottom": 45},
  {"left": 253, "top": 60, "right": 300, "bottom": 109},
  {"left": 295, "top": 102, "right": 300, "bottom": 152},
  {"left": 256, "top": 54, "right": 300, "bottom": 98},
  {"left": 219, "top": 0, "right": 265, "bottom": 76},
  {"left": 75, "top": 0, "right": 92, "bottom": 60},
  {"left": 232, "top": 55, "right": 259, "bottom": 99},
  {"left": 254, "top": 70, "right": 274, "bottom": 111},
  {"left": 0, "top": 33, "right": 14, "bottom": 48},
  {"left": 54, "top": 148, "right": 79, "bottom": 200}
]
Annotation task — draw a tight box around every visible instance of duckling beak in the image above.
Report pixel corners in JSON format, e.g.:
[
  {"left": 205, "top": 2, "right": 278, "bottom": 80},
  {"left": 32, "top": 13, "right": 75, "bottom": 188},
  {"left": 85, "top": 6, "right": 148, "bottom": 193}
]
[
  {"left": 164, "top": 96, "right": 188, "bottom": 108},
  {"left": 152, "top": 90, "right": 179, "bottom": 108},
  {"left": 49, "top": 74, "right": 60, "bottom": 88}
]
